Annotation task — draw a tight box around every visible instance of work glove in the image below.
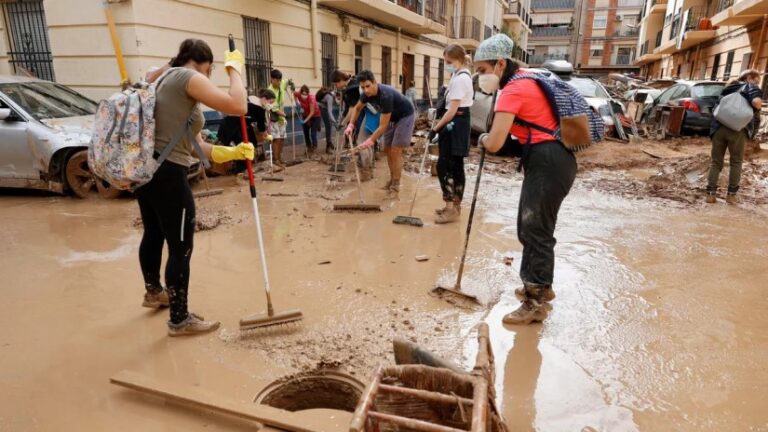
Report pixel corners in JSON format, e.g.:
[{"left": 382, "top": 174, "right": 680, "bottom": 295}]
[
  {"left": 264, "top": 134, "right": 273, "bottom": 142},
  {"left": 224, "top": 49, "right": 245, "bottom": 75},
  {"left": 359, "top": 138, "right": 375, "bottom": 150},
  {"left": 427, "top": 129, "right": 438, "bottom": 143},
  {"left": 211, "top": 142, "right": 255, "bottom": 163},
  {"left": 344, "top": 123, "right": 355, "bottom": 136}
]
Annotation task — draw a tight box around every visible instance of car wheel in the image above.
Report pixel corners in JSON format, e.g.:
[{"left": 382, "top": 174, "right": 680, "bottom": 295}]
[
  {"left": 95, "top": 176, "right": 122, "bottom": 199},
  {"left": 64, "top": 150, "right": 96, "bottom": 198}
]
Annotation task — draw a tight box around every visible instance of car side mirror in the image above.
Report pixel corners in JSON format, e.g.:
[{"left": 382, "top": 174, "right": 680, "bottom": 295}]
[{"left": 0, "top": 108, "right": 11, "bottom": 121}]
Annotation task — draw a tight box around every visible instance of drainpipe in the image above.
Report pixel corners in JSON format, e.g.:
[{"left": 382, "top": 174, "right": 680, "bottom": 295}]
[
  {"left": 396, "top": 28, "right": 402, "bottom": 88},
  {"left": 311, "top": 0, "right": 319, "bottom": 80},
  {"left": 102, "top": 0, "right": 129, "bottom": 89},
  {"left": 751, "top": 14, "right": 767, "bottom": 70}
]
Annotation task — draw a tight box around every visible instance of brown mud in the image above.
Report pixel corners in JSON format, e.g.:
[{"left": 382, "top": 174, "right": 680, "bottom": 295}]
[{"left": 1, "top": 143, "right": 767, "bottom": 431}]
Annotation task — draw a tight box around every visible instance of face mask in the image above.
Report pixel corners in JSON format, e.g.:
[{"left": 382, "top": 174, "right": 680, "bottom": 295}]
[
  {"left": 446, "top": 64, "right": 457, "bottom": 74},
  {"left": 301, "top": 94, "right": 308, "bottom": 100},
  {"left": 478, "top": 74, "right": 500, "bottom": 93},
  {"left": 265, "top": 103, "right": 274, "bottom": 111}
]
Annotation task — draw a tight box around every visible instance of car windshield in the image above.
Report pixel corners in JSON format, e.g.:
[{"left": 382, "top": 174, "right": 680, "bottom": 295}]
[
  {"left": 691, "top": 83, "right": 725, "bottom": 98},
  {"left": 0, "top": 82, "right": 97, "bottom": 120},
  {"left": 566, "top": 78, "right": 610, "bottom": 99}
]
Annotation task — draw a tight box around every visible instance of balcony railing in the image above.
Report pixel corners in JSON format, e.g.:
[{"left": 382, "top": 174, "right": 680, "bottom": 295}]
[
  {"left": 391, "top": 0, "right": 447, "bottom": 25},
  {"left": 618, "top": 0, "right": 644, "bottom": 7},
  {"left": 668, "top": 6, "right": 707, "bottom": 40},
  {"left": 531, "top": 26, "right": 573, "bottom": 37},
  {"left": 614, "top": 27, "right": 640, "bottom": 37},
  {"left": 717, "top": 0, "right": 734, "bottom": 13},
  {"left": 613, "top": 54, "right": 633, "bottom": 65},
  {"left": 484, "top": 25, "right": 493, "bottom": 39},
  {"left": 531, "top": 0, "right": 575, "bottom": 9},
  {"left": 508, "top": 1, "right": 532, "bottom": 26},
  {"left": 530, "top": 53, "right": 570, "bottom": 64},
  {"left": 655, "top": 30, "right": 662, "bottom": 47},
  {"left": 450, "top": 16, "right": 482, "bottom": 41},
  {"left": 640, "top": 41, "right": 649, "bottom": 55}
]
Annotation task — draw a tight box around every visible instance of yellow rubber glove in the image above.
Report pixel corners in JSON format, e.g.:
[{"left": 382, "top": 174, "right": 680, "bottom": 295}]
[
  {"left": 265, "top": 134, "right": 273, "bottom": 142},
  {"left": 224, "top": 49, "right": 245, "bottom": 75},
  {"left": 211, "top": 143, "right": 254, "bottom": 163}
]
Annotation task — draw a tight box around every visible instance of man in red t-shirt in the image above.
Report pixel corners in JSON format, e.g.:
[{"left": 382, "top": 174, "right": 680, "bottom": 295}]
[
  {"left": 295, "top": 85, "right": 323, "bottom": 153},
  {"left": 473, "top": 34, "right": 577, "bottom": 325}
]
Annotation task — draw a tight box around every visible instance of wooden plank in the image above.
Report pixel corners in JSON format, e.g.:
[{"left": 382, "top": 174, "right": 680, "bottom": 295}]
[
  {"left": 378, "top": 384, "right": 473, "bottom": 407},
  {"left": 110, "top": 370, "right": 322, "bottom": 432},
  {"left": 367, "top": 412, "right": 467, "bottom": 432}
]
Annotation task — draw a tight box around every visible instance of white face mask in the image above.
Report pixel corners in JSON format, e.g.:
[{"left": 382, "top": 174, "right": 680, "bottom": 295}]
[
  {"left": 478, "top": 74, "right": 500, "bottom": 93},
  {"left": 446, "top": 63, "right": 457, "bottom": 74},
  {"left": 265, "top": 103, "right": 274, "bottom": 111}
]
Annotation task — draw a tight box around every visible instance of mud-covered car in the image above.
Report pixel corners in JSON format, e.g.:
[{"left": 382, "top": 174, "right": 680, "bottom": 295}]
[
  {"left": 644, "top": 80, "right": 725, "bottom": 135},
  {"left": 0, "top": 76, "right": 200, "bottom": 198}
]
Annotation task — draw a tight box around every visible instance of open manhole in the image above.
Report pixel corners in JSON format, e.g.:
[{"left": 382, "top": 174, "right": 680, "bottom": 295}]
[{"left": 255, "top": 370, "right": 365, "bottom": 412}]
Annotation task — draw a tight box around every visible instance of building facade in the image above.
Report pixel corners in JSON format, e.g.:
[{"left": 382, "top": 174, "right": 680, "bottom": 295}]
[
  {"left": 577, "top": 0, "right": 642, "bottom": 74},
  {"left": 0, "top": 0, "right": 530, "bottom": 104},
  {"left": 528, "top": 0, "right": 580, "bottom": 66},
  {"left": 635, "top": 0, "right": 768, "bottom": 93}
]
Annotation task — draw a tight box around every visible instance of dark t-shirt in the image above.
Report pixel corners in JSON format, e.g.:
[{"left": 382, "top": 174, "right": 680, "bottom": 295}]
[
  {"left": 712, "top": 81, "right": 762, "bottom": 138},
  {"left": 342, "top": 77, "right": 360, "bottom": 117},
  {"left": 359, "top": 84, "right": 415, "bottom": 123},
  {"left": 218, "top": 102, "right": 266, "bottom": 145}
]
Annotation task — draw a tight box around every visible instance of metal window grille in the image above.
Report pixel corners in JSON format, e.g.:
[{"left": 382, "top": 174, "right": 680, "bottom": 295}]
[
  {"left": 422, "top": 56, "right": 430, "bottom": 99},
  {"left": 354, "top": 43, "right": 363, "bottom": 75},
  {"left": 723, "top": 50, "right": 735, "bottom": 81},
  {"left": 242, "top": 16, "right": 272, "bottom": 92},
  {"left": 710, "top": 53, "right": 720, "bottom": 81},
  {"left": 437, "top": 58, "right": 444, "bottom": 89},
  {"left": 320, "top": 33, "right": 337, "bottom": 88},
  {"left": 382, "top": 46, "right": 392, "bottom": 85},
  {"left": 2, "top": 0, "right": 54, "bottom": 81}
]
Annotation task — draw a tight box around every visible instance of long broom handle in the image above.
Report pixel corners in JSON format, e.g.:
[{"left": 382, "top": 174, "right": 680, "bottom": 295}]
[
  {"left": 406, "top": 120, "right": 434, "bottom": 217},
  {"left": 454, "top": 89, "right": 497, "bottom": 288},
  {"left": 231, "top": 35, "right": 274, "bottom": 316}
]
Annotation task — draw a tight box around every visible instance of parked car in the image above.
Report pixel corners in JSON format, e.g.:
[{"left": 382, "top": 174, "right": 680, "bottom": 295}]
[
  {"left": 0, "top": 75, "right": 200, "bottom": 198},
  {"left": 644, "top": 80, "right": 725, "bottom": 135}
]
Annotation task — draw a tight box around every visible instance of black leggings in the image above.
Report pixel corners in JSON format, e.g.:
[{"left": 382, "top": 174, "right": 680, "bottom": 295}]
[
  {"left": 437, "top": 154, "right": 466, "bottom": 203},
  {"left": 136, "top": 161, "right": 195, "bottom": 324}
]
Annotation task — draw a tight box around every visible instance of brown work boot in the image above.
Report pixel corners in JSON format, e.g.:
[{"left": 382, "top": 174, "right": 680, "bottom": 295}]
[
  {"left": 142, "top": 289, "right": 169, "bottom": 309},
  {"left": 726, "top": 193, "right": 738, "bottom": 205},
  {"left": 502, "top": 299, "right": 552, "bottom": 325},
  {"left": 514, "top": 285, "right": 556, "bottom": 302},
  {"left": 435, "top": 204, "right": 460, "bottom": 224},
  {"left": 705, "top": 193, "right": 716, "bottom": 204},
  {"left": 168, "top": 313, "right": 220, "bottom": 337}
]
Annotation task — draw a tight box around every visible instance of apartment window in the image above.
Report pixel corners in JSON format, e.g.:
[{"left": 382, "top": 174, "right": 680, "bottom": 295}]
[
  {"left": 422, "top": 56, "right": 431, "bottom": 99},
  {"left": 593, "top": 14, "right": 607, "bottom": 29},
  {"left": 590, "top": 43, "right": 603, "bottom": 57},
  {"left": 382, "top": 46, "right": 392, "bottom": 85},
  {"left": 740, "top": 53, "right": 752, "bottom": 73},
  {"left": 242, "top": 16, "right": 272, "bottom": 91},
  {"left": 438, "top": 58, "right": 445, "bottom": 88},
  {"left": 710, "top": 53, "right": 720, "bottom": 80},
  {"left": 2, "top": 0, "right": 54, "bottom": 81},
  {"left": 354, "top": 43, "right": 363, "bottom": 75},
  {"left": 723, "top": 50, "right": 735, "bottom": 81},
  {"left": 320, "top": 33, "right": 337, "bottom": 88}
]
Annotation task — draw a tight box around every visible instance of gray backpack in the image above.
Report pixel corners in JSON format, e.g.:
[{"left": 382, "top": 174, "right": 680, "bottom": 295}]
[{"left": 713, "top": 86, "right": 753, "bottom": 131}]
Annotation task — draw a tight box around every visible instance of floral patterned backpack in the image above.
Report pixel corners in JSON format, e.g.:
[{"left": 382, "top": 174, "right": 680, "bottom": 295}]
[{"left": 88, "top": 68, "right": 199, "bottom": 191}]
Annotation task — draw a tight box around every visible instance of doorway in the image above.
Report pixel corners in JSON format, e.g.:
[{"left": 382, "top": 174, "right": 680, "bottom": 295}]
[{"left": 402, "top": 53, "right": 414, "bottom": 93}]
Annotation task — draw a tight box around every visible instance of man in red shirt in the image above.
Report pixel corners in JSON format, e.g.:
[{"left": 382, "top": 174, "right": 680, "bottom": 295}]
[{"left": 474, "top": 34, "right": 577, "bottom": 325}]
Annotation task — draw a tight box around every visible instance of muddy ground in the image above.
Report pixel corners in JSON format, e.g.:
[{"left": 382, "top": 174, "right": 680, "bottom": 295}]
[{"left": 1, "top": 137, "right": 767, "bottom": 431}]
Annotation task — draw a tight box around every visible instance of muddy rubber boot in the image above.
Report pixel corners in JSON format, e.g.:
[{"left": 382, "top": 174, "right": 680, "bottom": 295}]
[
  {"left": 726, "top": 193, "right": 738, "bottom": 205},
  {"left": 380, "top": 179, "right": 392, "bottom": 190},
  {"left": 435, "top": 204, "right": 460, "bottom": 224},
  {"left": 514, "top": 285, "right": 556, "bottom": 302},
  {"left": 167, "top": 313, "right": 220, "bottom": 337},
  {"left": 142, "top": 288, "right": 169, "bottom": 309},
  {"left": 705, "top": 193, "right": 716, "bottom": 204},
  {"left": 502, "top": 299, "right": 552, "bottom": 325},
  {"left": 435, "top": 201, "right": 450, "bottom": 215}
]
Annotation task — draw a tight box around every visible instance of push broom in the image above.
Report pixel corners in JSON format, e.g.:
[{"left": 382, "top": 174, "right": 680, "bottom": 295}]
[
  {"left": 332, "top": 133, "right": 382, "bottom": 212},
  {"left": 225, "top": 35, "right": 303, "bottom": 330}
]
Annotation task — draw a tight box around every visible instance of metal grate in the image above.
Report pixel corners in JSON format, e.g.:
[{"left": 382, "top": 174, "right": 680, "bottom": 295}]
[
  {"left": 2, "top": 0, "right": 54, "bottom": 81},
  {"left": 422, "top": 55, "right": 430, "bottom": 99},
  {"left": 321, "top": 33, "right": 337, "bottom": 88},
  {"left": 382, "top": 46, "right": 392, "bottom": 85},
  {"left": 242, "top": 16, "right": 272, "bottom": 92}
]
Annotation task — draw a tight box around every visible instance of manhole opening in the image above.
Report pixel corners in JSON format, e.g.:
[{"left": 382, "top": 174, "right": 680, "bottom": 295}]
[{"left": 255, "top": 371, "right": 364, "bottom": 412}]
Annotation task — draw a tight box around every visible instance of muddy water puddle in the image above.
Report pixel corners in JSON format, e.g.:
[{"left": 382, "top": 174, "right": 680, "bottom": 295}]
[{"left": 0, "top": 161, "right": 766, "bottom": 431}]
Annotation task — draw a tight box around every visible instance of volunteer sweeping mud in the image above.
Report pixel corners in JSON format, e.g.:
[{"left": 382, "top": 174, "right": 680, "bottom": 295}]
[
  {"left": 431, "top": 44, "right": 474, "bottom": 224},
  {"left": 139, "top": 39, "right": 253, "bottom": 336},
  {"left": 331, "top": 70, "right": 375, "bottom": 180},
  {"left": 474, "top": 34, "right": 576, "bottom": 325},
  {"left": 347, "top": 70, "right": 416, "bottom": 198}
]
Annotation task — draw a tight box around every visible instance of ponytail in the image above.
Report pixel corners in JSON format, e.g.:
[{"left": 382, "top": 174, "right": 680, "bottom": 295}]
[
  {"left": 170, "top": 39, "right": 214, "bottom": 67},
  {"left": 498, "top": 58, "right": 520, "bottom": 88}
]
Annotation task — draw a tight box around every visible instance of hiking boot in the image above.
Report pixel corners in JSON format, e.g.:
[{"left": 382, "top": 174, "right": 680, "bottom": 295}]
[
  {"left": 514, "top": 286, "right": 556, "bottom": 302},
  {"left": 502, "top": 299, "right": 552, "bottom": 325},
  {"left": 435, "top": 206, "right": 460, "bottom": 224},
  {"left": 726, "top": 193, "right": 738, "bottom": 205},
  {"left": 167, "top": 313, "right": 220, "bottom": 337},
  {"left": 705, "top": 193, "right": 716, "bottom": 204},
  {"left": 142, "top": 289, "right": 169, "bottom": 309}
]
